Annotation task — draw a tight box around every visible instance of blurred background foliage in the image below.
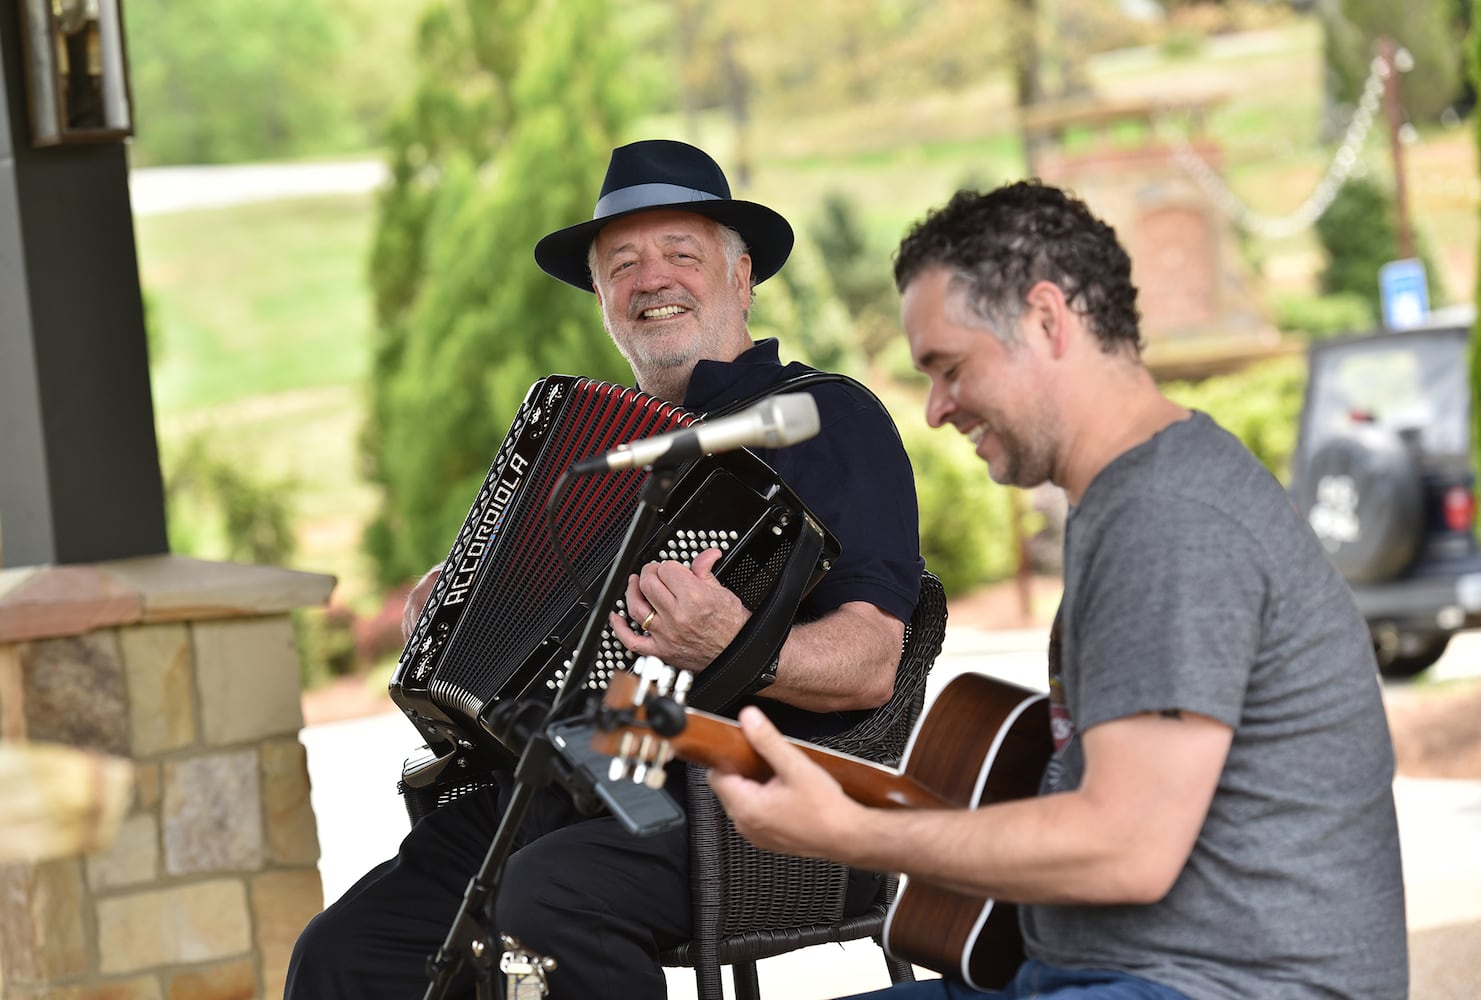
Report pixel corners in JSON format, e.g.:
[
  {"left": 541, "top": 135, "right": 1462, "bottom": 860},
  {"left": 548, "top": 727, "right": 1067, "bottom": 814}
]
[
  {"left": 359, "top": 0, "right": 637, "bottom": 586},
  {"left": 125, "top": 0, "right": 389, "bottom": 165},
  {"left": 1315, "top": 174, "right": 1447, "bottom": 319},
  {"left": 129, "top": 0, "right": 1481, "bottom": 684}
]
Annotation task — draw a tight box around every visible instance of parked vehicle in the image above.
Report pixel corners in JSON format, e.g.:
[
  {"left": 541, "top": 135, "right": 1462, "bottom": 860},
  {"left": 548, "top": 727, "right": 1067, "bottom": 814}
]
[{"left": 1290, "top": 320, "right": 1481, "bottom": 677}]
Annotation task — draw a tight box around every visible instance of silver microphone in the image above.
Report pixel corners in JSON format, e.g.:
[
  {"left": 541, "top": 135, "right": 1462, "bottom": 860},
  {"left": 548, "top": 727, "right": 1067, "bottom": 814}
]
[{"left": 570, "top": 393, "right": 821, "bottom": 475}]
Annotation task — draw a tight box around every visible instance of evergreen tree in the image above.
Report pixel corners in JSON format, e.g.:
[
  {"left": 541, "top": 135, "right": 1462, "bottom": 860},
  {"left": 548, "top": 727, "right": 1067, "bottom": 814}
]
[
  {"left": 1321, "top": 0, "right": 1464, "bottom": 127},
  {"left": 363, "top": 0, "right": 634, "bottom": 584},
  {"left": 1314, "top": 175, "right": 1444, "bottom": 321},
  {"left": 808, "top": 192, "right": 900, "bottom": 363}
]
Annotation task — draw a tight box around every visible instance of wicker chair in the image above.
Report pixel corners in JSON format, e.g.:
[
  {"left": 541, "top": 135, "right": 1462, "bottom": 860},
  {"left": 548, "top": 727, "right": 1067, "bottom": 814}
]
[
  {"left": 659, "top": 571, "right": 948, "bottom": 1000},
  {"left": 397, "top": 573, "right": 949, "bottom": 999}
]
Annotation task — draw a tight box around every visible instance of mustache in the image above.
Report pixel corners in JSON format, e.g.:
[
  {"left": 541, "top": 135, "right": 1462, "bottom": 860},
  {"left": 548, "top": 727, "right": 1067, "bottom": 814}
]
[{"left": 629, "top": 290, "right": 698, "bottom": 319}]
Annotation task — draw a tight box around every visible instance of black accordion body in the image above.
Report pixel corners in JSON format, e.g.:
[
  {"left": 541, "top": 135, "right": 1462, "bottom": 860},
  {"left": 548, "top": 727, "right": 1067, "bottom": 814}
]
[{"left": 388, "top": 374, "right": 840, "bottom": 764}]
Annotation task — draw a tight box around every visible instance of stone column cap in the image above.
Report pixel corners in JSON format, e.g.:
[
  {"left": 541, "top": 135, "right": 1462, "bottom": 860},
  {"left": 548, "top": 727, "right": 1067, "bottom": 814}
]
[{"left": 0, "top": 555, "right": 336, "bottom": 643}]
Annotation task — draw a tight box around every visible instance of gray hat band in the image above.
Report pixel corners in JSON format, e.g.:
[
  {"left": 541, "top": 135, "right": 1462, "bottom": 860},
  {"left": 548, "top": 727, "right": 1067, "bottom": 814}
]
[{"left": 594, "top": 183, "right": 723, "bottom": 220}]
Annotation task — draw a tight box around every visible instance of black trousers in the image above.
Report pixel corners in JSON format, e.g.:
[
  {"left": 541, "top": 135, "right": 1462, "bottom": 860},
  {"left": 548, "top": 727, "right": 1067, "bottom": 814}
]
[{"left": 285, "top": 773, "right": 690, "bottom": 999}]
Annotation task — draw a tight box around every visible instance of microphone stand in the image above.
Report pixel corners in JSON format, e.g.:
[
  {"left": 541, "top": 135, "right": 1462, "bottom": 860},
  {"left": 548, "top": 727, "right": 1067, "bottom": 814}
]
[{"left": 421, "top": 463, "right": 681, "bottom": 1000}]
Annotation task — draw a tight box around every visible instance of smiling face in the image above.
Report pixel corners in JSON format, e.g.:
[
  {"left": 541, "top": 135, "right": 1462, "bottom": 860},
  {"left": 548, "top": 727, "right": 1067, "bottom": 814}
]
[
  {"left": 902, "top": 266, "right": 1061, "bottom": 490},
  {"left": 590, "top": 209, "right": 754, "bottom": 399}
]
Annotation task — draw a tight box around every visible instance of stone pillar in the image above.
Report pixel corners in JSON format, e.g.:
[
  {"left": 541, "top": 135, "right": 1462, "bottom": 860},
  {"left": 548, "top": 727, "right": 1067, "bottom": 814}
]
[{"left": 0, "top": 555, "right": 335, "bottom": 999}]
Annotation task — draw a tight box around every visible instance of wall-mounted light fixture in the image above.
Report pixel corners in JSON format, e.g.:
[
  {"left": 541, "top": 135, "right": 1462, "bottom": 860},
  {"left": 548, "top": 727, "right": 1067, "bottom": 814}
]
[{"left": 17, "top": 0, "right": 133, "bottom": 146}]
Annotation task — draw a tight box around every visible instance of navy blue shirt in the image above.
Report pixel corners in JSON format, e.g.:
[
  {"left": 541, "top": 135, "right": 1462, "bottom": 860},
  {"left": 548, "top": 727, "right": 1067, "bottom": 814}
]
[{"left": 681, "top": 339, "right": 924, "bottom": 738}]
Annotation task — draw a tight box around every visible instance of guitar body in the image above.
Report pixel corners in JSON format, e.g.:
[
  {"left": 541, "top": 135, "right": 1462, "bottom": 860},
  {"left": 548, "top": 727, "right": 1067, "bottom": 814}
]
[{"left": 881, "top": 673, "right": 1052, "bottom": 991}]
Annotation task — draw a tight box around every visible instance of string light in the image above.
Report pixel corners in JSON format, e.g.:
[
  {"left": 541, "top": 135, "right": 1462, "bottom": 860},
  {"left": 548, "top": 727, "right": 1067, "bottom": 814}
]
[{"left": 1155, "top": 52, "right": 1403, "bottom": 240}]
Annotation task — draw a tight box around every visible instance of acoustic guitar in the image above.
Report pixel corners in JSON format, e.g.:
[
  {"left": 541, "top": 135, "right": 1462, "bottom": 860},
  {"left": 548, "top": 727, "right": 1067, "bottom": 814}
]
[{"left": 590, "top": 663, "right": 1053, "bottom": 990}]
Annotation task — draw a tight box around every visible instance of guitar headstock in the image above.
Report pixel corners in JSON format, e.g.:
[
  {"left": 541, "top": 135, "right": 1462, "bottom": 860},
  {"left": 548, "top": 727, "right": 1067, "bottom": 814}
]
[{"left": 597, "top": 656, "right": 694, "bottom": 789}]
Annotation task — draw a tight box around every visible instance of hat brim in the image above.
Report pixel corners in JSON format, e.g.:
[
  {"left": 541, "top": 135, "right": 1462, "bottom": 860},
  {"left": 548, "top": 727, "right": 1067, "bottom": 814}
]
[{"left": 534, "top": 200, "right": 794, "bottom": 291}]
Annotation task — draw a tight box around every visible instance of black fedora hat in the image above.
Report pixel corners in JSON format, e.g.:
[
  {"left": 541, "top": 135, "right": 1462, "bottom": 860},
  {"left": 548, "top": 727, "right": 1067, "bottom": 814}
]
[{"left": 534, "top": 139, "right": 794, "bottom": 291}]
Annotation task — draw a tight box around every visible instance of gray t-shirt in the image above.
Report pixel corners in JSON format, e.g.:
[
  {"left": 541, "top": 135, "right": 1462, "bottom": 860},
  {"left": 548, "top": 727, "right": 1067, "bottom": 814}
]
[{"left": 1021, "top": 411, "right": 1407, "bottom": 999}]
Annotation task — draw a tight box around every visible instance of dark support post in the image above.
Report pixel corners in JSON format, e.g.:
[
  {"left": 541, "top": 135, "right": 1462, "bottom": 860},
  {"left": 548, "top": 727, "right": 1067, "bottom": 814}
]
[
  {"left": 1378, "top": 36, "right": 1415, "bottom": 261},
  {"left": 0, "top": 0, "right": 167, "bottom": 567}
]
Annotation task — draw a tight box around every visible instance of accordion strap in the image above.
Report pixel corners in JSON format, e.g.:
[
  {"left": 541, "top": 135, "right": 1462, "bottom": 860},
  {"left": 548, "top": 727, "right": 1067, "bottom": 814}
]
[
  {"left": 691, "top": 368, "right": 890, "bottom": 712},
  {"left": 706, "top": 369, "right": 859, "bottom": 417},
  {"left": 687, "top": 510, "right": 826, "bottom": 714},
  {"left": 708, "top": 369, "right": 906, "bottom": 449}
]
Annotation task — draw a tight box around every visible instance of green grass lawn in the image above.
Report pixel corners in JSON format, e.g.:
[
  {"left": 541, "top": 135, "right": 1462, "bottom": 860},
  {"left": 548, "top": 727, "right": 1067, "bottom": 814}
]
[
  {"left": 137, "top": 192, "right": 382, "bottom": 601},
  {"left": 140, "top": 193, "right": 376, "bottom": 413}
]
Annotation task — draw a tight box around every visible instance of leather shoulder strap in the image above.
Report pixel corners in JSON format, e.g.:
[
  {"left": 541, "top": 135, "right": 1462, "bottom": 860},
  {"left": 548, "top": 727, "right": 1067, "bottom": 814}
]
[{"left": 707, "top": 369, "right": 906, "bottom": 449}]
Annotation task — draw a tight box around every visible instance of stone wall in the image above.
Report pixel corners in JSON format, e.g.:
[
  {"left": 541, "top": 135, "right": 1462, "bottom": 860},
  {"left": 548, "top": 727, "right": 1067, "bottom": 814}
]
[{"left": 0, "top": 556, "right": 335, "bottom": 999}]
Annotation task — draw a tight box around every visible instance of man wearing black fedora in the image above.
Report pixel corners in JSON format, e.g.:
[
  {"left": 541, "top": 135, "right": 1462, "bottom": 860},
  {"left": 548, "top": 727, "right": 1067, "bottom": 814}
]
[{"left": 286, "top": 139, "right": 924, "bottom": 998}]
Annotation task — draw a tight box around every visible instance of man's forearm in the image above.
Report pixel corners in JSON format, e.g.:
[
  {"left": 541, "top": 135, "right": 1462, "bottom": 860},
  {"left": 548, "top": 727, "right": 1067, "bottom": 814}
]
[
  {"left": 760, "top": 601, "right": 903, "bottom": 712},
  {"left": 825, "top": 713, "right": 1231, "bottom": 905},
  {"left": 831, "top": 793, "right": 1166, "bottom": 906}
]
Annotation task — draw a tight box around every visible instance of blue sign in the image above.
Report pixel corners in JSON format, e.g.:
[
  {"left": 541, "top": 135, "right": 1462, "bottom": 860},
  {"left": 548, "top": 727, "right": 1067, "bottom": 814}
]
[{"left": 1378, "top": 258, "right": 1429, "bottom": 330}]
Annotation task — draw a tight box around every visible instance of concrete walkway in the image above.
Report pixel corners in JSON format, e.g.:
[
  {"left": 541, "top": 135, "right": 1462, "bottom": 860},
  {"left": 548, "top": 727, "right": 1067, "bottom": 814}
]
[
  {"left": 130, "top": 160, "right": 387, "bottom": 216},
  {"left": 301, "top": 626, "right": 1481, "bottom": 998}
]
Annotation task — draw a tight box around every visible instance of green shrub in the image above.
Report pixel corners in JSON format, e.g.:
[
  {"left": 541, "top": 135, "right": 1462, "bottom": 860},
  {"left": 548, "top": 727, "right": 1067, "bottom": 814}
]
[
  {"left": 751, "top": 233, "right": 865, "bottom": 376},
  {"left": 808, "top": 191, "right": 901, "bottom": 363},
  {"left": 1272, "top": 291, "right": 1376, "bottom": 339},
  {"left": 163, "top": 435, "right": 298, "bottom": 566},
  {"left": 1163, "top": 356, "right": 1308, "bottom": 484},
  {"left": 890, "top": 404, "right": 1020, "bottom": 596},
  {"left": 294, "top": 607, "right": 358, "bottom": 689},
  {"left": 876, "top": 335, "right": 930, "bottom": 391},
  {"left": 1315, "top": 175, "right": 1445, "bottom": 322}
]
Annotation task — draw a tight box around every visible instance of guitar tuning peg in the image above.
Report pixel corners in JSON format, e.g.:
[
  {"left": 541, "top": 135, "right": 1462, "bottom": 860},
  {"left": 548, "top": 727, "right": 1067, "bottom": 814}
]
[
  {"left": 631, "top": 732, "right": 658, "bottom": 785},
  {"left": 608, "top": 732, "right": 638, "bottom": 783},
  {"left": 672, "top": 670, "right": 694, "bottom": 705},
  {"left": 633, "top": 655, "right": 680, "bottom": 699},
  {"left": 644, "top": 742, "right": 673, "bottom": 789}
]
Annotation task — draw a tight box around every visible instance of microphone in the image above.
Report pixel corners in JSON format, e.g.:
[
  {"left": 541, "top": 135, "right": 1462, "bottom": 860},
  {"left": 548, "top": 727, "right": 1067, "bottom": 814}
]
[{"left": 570, "top": 393, "right": 821, "bottom": 475}]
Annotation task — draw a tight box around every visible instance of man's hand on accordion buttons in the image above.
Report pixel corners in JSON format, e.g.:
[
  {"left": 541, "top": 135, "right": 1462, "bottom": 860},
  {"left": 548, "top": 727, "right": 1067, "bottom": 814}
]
[{"left": 609, "top": 548, "right": 750, "bottom": 673}]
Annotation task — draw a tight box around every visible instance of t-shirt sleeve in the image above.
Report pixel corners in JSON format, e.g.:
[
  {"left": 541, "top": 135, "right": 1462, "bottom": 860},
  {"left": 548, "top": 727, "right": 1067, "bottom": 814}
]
[{"left": 1068, "top": 493, "right": 1264, "bottom": 733}]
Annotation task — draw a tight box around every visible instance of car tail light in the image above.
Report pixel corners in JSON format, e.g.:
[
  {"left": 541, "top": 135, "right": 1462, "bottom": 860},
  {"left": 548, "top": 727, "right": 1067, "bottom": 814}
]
[{"left": 1443, "top": 485, "right": 1476, "bottom": 532}]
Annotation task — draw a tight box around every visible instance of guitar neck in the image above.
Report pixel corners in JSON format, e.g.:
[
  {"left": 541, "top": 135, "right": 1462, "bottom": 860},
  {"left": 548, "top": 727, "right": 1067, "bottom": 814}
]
[{"left": 664, "top": 707, "right": 951, "bottom": 811}]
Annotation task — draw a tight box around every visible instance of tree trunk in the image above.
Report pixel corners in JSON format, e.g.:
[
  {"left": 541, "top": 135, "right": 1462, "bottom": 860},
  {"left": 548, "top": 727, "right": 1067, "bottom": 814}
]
[
  {"left": 674, "top": 0, "right": 703, "bottom": 144},
  {"left": 720, "top": 30, "right": 751, "bottom": 187},
  {"left": 1012, "top": 0, "right": 1048, "bottom": 175}
]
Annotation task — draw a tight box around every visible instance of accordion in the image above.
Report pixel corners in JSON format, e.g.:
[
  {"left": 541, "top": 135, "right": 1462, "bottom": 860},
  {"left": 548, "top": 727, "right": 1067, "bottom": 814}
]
[{"left": 389, "top": 374, "right": 841, "bottom": 763}]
